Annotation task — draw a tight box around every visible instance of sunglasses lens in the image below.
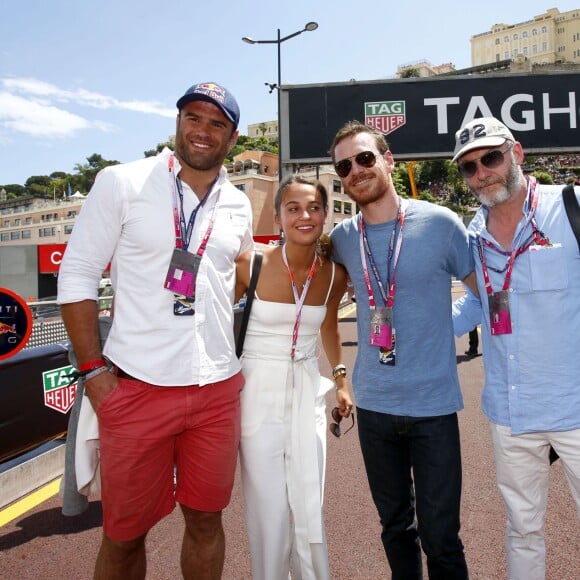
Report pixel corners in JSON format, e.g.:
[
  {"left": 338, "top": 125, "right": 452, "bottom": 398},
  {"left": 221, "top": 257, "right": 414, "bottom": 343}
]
[
  {"left": 481, "top": 149, "right": 505, "bottom": 169},
  {"left": 334, "top": 151, "right": 377, "bottom": 178},
  {"left": 330, "top": 423, "right": 341, "bottom": 437},
  {"left": 459, "top": 161, "right": 477, "bottom": 178},
  {"left": 334, "top": 159, "right": 352, "bottom": 178},
  {"left": 356, "top": 151, "right": 377, "bottom": 168},
  {"left": 459, "top": 148, "right": 507, "bottom": 178}
]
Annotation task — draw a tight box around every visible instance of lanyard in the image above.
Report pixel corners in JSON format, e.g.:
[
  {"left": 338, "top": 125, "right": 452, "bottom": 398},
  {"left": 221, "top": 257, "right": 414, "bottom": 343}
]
[
  {"left": 478, "top": 177, "right": 544, "bottom": 295},
  {"left": 359, "top": 197, "right": 407, "bottom": 308},
  {"left": 168, "top": 154, "right": 220, "bottom": 256},
  {"left": 282, "top": 245, "right": 318, "bottom": 359}
]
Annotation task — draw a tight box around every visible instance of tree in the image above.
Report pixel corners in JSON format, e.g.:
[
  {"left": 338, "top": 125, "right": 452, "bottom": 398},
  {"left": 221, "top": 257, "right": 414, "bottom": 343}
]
[
  {"left": 533, "top": 171, "right": 553, "bottom": 184},
  {"left": 74, "top": 154, "right": 120, "bottom": 193},
  {"left": 144, "top": 137, "right": 174, "bottom": 158},
  {"left": 1, "top": 184, "right": 26, "bottom": 197},
  {"left": 400, "top": 67, "right": 420, "bottom": 78}
]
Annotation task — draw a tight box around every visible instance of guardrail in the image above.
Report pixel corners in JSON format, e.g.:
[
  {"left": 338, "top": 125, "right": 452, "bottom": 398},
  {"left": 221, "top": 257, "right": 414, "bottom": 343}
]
[{"left": 25, "top": 298, "right": 113, "bottom": 349}]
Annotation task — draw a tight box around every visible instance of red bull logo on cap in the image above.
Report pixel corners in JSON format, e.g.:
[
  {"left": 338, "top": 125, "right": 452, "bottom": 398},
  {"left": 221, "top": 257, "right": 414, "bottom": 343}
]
[{"left": 194, "top": 82, "right": 226, "bottom": 104}]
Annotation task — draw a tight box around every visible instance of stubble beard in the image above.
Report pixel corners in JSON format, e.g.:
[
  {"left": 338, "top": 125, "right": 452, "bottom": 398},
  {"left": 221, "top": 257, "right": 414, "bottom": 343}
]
[
  {"left": 344, "top": 175, "right": 388, "bottom": 207},
  {"left": 174, "top": 133, "right": 224, "bottom": 173},
  {"left": 470, "top": 161, "right": 523, "bottom": 208}
]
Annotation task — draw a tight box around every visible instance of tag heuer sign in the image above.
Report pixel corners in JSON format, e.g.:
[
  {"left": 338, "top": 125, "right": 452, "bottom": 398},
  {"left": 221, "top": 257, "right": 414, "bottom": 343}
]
[
  {"left": 42, "top": 365, "right": 78, "bottom": 414},
  {"left": 365, "top": 100, "right": 406, "bottom": 135}
]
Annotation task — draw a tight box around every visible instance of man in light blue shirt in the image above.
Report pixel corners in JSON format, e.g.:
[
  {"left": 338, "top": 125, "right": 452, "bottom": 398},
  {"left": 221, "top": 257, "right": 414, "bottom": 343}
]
[{"left": 452, "top": 117, "right": 580, "bottom": 580}]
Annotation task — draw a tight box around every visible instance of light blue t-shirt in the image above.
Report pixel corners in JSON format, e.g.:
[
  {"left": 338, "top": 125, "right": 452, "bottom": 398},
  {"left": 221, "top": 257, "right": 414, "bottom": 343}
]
[{"left": 330, "top": 199, "right": 473, "bottom": 417}]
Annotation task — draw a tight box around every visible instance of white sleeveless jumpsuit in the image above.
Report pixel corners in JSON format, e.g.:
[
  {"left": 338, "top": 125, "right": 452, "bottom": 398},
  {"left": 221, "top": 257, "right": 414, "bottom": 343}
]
[{"left": 239, "top": 265, "right": 335, "bottom": 580}]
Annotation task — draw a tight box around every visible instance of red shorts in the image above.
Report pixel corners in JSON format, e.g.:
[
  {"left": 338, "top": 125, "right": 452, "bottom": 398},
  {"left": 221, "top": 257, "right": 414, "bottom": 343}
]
[{"left": 97, "top": 372, "right": 244, "bottom": 541}]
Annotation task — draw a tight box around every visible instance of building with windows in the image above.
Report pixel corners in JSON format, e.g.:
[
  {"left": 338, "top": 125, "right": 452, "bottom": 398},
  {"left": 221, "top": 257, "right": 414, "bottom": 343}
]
[
  {"left": 247, "top": 120, "right": 279, "bottom": 141},
  {"left": 471, "top": 7, "right": 580, "bottom": 66},
  {"left": 226, "top": 152, "right": 352, "bottom": 236},
  {"left": 396, "top": 60, "right": 456, "bottom": 77},
  {"left": 0, "top": 195, "right": 84, "bottom": 247}
]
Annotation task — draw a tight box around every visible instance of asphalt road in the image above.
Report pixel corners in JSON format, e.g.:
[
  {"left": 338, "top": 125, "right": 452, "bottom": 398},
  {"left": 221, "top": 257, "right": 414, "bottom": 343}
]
[{"left": 1, "top": 306, "right": 579, "bottom": 579}]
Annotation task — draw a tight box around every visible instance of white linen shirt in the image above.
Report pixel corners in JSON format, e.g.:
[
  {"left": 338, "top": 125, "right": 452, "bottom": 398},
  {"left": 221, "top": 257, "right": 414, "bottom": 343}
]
[{"left": 57, "top": 148, "right": 253, "bottom": 386}]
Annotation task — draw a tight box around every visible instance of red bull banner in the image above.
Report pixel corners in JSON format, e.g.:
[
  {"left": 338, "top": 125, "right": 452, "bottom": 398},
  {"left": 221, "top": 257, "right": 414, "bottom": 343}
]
[{"left": 0, "top": 287, "right": 33, "bottom": 360}]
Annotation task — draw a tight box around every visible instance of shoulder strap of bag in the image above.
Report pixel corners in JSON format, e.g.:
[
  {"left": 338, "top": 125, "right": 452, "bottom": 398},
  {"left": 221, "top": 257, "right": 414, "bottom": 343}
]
[
  {"left": 236, "top": 250, "right": 263, "bottom": 357},
  {"left": 562, "top": 183, "right": 580, "bottom": 252}
]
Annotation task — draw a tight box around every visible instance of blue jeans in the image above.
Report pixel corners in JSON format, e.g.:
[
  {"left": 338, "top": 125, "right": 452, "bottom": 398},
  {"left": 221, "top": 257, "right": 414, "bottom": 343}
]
[{"left": 357, "top": 408, "right": 468, "bottom": 580}]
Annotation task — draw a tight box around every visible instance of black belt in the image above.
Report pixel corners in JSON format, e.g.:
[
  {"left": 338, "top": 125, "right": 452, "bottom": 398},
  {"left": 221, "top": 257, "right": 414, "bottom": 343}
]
[{"left": 116, "top": 367, "right": 139, "bottom": 381}]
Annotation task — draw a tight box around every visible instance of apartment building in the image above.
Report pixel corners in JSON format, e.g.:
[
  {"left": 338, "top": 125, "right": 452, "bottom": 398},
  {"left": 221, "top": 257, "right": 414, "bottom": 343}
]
[
  {"left": 226, "top": 150, "right": 354, "bottom": 236},
  {"left": 0, "top": 194, "right": 84, "bottom": 247},
  {"left": 471, "top": 7, "right": 580, "bottom": 66},
  {"left": 396, "top": 60, "right": 456, "bottom": 77},
  {"left": 247, "top": 120, "right": 279, "bottom": 141}
]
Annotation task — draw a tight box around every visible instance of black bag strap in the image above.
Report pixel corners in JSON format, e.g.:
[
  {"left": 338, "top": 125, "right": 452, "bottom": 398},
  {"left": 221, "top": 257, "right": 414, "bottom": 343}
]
[
  {"left": 562, "top": 183, "right": 580, "bottom": 252},
  {"left": 236, "top": 250, "right": 263, "bottom": 357}
]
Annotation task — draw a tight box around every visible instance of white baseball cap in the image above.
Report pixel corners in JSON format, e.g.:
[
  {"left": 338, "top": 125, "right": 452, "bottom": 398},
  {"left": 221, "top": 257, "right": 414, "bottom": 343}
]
[{"left": 452, "top": 117, "right": 515, "bottom": 162}]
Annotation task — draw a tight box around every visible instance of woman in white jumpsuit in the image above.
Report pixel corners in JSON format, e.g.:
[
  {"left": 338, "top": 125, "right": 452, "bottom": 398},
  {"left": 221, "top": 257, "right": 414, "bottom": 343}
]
[{"left": 235, "top": 176, "right": 354, "bottom": 580}]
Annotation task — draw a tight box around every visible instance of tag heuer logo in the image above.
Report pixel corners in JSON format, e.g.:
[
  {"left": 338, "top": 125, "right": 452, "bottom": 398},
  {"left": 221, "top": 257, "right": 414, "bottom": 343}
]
[
  {"left": 365, "top": 101, "right": 406, "bottom": 135},
  {"left": 42, "top": 365, "right": 78, "bottom": 414}
]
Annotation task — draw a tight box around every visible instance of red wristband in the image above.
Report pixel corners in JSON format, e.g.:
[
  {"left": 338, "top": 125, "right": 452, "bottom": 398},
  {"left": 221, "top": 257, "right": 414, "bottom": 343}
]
[{"left": 78, "top": 358, "right": 106, "bottom": 372}]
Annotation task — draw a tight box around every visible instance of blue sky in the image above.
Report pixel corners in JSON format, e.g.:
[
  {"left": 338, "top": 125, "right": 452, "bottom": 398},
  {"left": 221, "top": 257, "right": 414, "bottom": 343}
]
[{"left": 1, "top": 1, "right": 577, "bottom": 186}]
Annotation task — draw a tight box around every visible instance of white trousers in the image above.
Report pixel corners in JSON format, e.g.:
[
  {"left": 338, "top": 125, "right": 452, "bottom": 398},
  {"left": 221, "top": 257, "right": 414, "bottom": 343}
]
[
  {"left": 240, "top": 414, "right": 330, "bottom": 580},
  {"left": 490, "top": 423, "right": 580, "bottom": 580}
]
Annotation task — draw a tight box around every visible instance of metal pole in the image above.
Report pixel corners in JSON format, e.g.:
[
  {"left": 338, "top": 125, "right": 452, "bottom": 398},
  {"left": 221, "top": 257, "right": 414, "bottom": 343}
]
[{"left": 277, "top": 29, "right": 283, "bottom": 182}]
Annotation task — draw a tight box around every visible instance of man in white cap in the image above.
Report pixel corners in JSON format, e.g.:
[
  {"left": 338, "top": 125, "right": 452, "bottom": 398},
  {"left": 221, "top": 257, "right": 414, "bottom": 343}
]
[
  {"left": 452, "top": 117, "right": 580, "bottom": 580},
  {"left": 58, "top": 82, "right": 253, "bottom": 579}
]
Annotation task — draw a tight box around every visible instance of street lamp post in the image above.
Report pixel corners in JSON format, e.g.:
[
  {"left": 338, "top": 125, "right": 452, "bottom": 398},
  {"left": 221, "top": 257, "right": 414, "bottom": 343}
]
[{"left": 242, "top": 22, "right": 318, "bottom": 181}]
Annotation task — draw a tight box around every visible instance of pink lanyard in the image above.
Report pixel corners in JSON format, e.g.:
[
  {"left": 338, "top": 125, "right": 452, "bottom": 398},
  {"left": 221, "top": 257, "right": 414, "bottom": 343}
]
[
  {"left": 478, "top": 177, "right": 541, "bottom": 295},
  {"left": 359, "top": 198, "right": 407, "bottom": 308},
  {"left": 282, "top": 245, "right": 318, "bottom": 359},
  {"left": 168, "top": 154, "right": 220, "bottom": 257}
]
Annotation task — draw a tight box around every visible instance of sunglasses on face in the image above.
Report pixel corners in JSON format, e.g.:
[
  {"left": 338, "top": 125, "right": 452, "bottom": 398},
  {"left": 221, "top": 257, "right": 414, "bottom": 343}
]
[
  {"left": 458, "top": 143, "right": 513, "bottom": 179},
  {"left": 334, "top": 150, "right": 378, "bottom": 178},
  {"left": 329, "top": 407, "right": 355, "bottom": 438}
]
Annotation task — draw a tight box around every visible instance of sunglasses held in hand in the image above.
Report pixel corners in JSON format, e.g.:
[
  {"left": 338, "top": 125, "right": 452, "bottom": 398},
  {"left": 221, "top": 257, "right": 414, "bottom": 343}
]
[
  {"left": 329, "top": 407, "right": 355, "bottom": 438},
  {"left": 458, "top": 144, "right": 513, "bottom": 178},
  {"left": 334, "top": 150, "right": 378, "bottom": 178}
]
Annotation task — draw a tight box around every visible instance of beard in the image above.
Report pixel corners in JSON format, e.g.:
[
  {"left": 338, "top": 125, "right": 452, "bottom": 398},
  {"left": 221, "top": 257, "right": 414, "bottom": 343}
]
[
  {"left": 469, "top": 159, "right": 523, "bottom": 208},
  {"left": 344, "top": 173, "right": 388, "bottom": 207},
  {"left": 174, "top": 132, "right": 229, "bottom": 173}
]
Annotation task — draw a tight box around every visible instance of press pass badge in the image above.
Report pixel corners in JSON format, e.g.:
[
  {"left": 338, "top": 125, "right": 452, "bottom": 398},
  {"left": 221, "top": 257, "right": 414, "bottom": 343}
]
[
  {"left": 369, "top": 306, "right": 393, "bottom": 349},
  {"left": 164, "top": 248, "right": 201, "bottom": 300},
  {"left": 173, "top": 295, "right": 194, "bottom": 316},
  {"left": 379, "top": 331, "right": 396, "bottom": 366},
  {"left": 489, "top": 289, "right": 512, "bottom": 335}
]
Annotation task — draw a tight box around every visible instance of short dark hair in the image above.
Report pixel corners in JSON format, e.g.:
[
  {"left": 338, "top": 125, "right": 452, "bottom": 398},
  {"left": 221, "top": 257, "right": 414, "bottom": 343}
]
[{"left": 329, "top": 121, "right": 389, "bottom": 163}]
